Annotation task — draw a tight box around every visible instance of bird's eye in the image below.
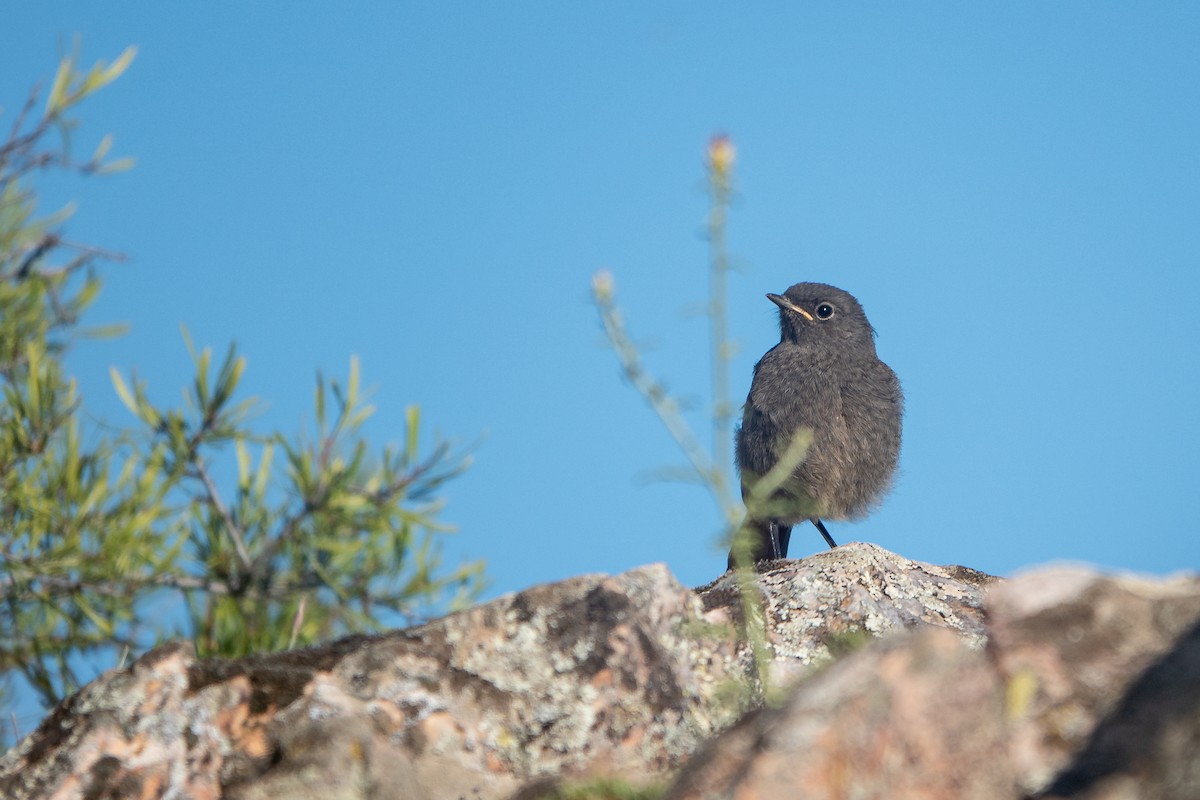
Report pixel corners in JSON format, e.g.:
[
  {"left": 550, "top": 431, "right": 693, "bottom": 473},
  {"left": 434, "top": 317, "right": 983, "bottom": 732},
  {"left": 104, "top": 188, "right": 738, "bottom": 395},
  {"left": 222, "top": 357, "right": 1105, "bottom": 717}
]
[{"left": 816, "top": 303, "right": 835, "bottom": 320}]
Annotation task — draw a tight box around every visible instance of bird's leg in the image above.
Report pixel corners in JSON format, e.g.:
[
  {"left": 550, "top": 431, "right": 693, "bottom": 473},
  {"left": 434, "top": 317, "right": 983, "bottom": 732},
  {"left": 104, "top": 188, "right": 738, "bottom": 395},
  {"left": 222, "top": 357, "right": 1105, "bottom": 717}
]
[
  {"left": 727, "top": 519, "right": 796, "bottom": 569},
  {"left": 772, "top": 521, "right": 792, "bottom": 559},
  {"left": 812, "top": 518, "right": 838, "bottom": 548}
]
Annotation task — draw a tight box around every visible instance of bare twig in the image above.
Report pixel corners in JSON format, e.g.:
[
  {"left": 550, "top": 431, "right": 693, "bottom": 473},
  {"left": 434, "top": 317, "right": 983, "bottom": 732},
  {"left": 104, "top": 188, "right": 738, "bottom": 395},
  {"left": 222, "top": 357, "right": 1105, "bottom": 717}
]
[
  {"left": 593, "top": 135, "right": 808, "bottom": 704},
  {"left": 0, "top": 566, "right": 329, "bottom": 603},
  {"left": 592, "top": 271, "right": 738, "bottom": 525},
  {"left": 4, "top": 84, "right": 40, "bottom": 144},
  {"left": 1, "top": 87, "right": 48, "bottom": 161},
  {"left": 706, "top": 135, "right": 737, "bottom": 511},
  {"left": 191, "top": 458, "right": 252, "bottom": 570},
  {"left": 14, "top": 234, "right": 58, "bottom": 278},
  {"left": 52, "top": 238, "right": 128, "bottom": 263},
  {"left": 288, "top": 594, "right": 307, "bottom": 650}
]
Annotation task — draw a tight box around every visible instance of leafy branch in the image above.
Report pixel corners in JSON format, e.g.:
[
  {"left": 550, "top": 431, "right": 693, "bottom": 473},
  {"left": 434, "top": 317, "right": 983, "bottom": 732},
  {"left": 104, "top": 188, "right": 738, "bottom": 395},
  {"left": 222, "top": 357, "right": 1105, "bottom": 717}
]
[{"left": 0, "top": 48, "right": 486, "bottom": 722}]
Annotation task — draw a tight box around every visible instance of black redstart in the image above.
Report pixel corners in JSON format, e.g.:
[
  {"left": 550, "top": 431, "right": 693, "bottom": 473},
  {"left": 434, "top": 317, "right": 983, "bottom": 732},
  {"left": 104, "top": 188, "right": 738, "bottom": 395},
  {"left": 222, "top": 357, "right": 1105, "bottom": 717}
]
[{"left": 730, "top": 282, "right": 903, "bottom": 566}]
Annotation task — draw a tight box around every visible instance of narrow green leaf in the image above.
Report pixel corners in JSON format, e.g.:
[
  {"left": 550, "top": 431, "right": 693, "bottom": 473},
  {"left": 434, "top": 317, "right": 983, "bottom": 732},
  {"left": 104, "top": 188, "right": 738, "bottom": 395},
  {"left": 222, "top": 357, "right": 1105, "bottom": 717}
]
[
  {"left": 96, "top": 157, "right": 136, "bottom": 175},
  {"left": 227, "top": 355, "right": 246, "bottom": 397},
  {"left": 63, "top": 419, "right": 80, "bottom": 495},
  {"left": 80, "top": 323, "right": 131, "bottom": 340},
  {"left": 73, "top": 274, "right": 102, "bottom": 313},
  {"left": 347, "top": 356, "right": 360, "bottom": 408},
  {"left": 136, "top": 451, "right": 162, "bottom": 495},
  {"left": 110, "top": 367, "right": 138, "bottom": 417},
  {"left": 195, "top": 347, "right": 211, "bottom": 406},
  {"left": 81, "top": 66, "right": 104, "bottom": 96},
  {"left": 25, "top": 343, "right": 42, "bottom": 417},
  {"left": 349, "top": 404, "right": 376, "bottom": 430},
  {"left": 254, "top": 443, "right": 274, "bottom": 498},
  {"left": 92, "top": 134, "right": 113, "bottom": 163},
  {"left": 405, "top": 405, "right": 420, "bottom": 462},
  {"left": 330, "top": 494, "right": 368, "bottom": 514},
  {"left": 78, "top": 476, "right": 108, "bottom": 518},
  {"left": 73, "top": 595, "right": 114, "bottom": 636},
  {"left": 236, "top": 438, "right": 251, "bottom": 489},
  {"left": 46, "top": 57, "right": 73, "bottom": 115},
  {"left": 314, "top": 372, "right": 326, "bottom": 428},
  {"left": 101, "top": 46, "right": 137, "bottom": 87},
  {"left": 37, "top": 201, "right": 78, "bottom": 231},
  {"left": 114, "top": 451, "right": 136, "bottom": 488},
  {"left": 180, "top": 324, "right": 197, "bottom": 362}
]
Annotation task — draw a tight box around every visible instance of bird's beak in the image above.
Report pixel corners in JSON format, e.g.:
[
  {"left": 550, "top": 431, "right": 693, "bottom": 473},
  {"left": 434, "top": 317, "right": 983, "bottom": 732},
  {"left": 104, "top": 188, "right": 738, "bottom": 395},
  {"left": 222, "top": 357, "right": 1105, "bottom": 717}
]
[{"left": 767, "top": 293, "right": 813, "bottom": 321}]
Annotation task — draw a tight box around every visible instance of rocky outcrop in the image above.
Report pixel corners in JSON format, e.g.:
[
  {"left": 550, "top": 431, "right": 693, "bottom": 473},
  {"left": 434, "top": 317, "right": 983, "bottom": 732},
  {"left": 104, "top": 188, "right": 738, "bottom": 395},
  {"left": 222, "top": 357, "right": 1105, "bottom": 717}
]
[
  {"left": 697, "top": 543, "right": 994, "bottom": 687},
  {"left": 670, "top": 565, "right": 1200, "bottom": 799},
  {"left": 1, "top": 543, "right": 1197, "bottom": 799},
  {"left": 665, "top": 626, "right": 1012, "bottom": 800},
  {"left": 0, "top": 564, "right": 732, "bottom": 800}
]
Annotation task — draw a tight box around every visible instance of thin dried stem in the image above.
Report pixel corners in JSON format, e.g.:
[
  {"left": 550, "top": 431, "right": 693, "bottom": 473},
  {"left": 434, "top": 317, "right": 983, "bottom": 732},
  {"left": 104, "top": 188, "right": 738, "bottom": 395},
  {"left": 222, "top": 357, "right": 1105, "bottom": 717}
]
[{"left": 591, "top": 272, "right": 738, "bottom": 525}]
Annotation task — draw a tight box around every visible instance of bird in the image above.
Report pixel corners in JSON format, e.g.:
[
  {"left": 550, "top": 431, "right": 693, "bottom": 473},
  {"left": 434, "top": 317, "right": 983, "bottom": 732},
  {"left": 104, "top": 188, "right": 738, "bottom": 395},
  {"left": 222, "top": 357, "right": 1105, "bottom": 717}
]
[{"left": 729, "top": 282, "right": 903, "bottom": 567}]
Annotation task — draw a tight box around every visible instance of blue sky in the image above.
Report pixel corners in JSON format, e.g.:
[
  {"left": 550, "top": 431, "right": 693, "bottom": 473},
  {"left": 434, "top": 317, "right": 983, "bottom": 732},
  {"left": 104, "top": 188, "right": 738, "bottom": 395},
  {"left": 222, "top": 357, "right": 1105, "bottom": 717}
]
[{"left": 5, "top": 4, "right": 1199, "bottom": 629}]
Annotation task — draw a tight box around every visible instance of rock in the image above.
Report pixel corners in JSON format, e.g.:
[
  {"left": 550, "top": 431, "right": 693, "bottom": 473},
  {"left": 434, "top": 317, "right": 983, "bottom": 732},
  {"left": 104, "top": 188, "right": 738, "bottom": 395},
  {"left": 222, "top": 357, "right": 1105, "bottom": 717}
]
[
  {"left": 666, "top": 562, "right": 1200, "bottom": 800},
  {"left": 0, "top": 563, "right": 747, "bottom": 799},
  {"left": 664, "top": 627, "right": 1014, "bottom": 800},
  {"left": 696, "top": 542, "right": 994, "bottom": 686},
  {"left": 5, "top": 545, "right": 1195, "bottom": 799},
  {"left": 1036, "top": 620, "right": 1200, "bottom": 800},
  {"left": 988, "top": 567, "right": 1200, "bottom": 798}
]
